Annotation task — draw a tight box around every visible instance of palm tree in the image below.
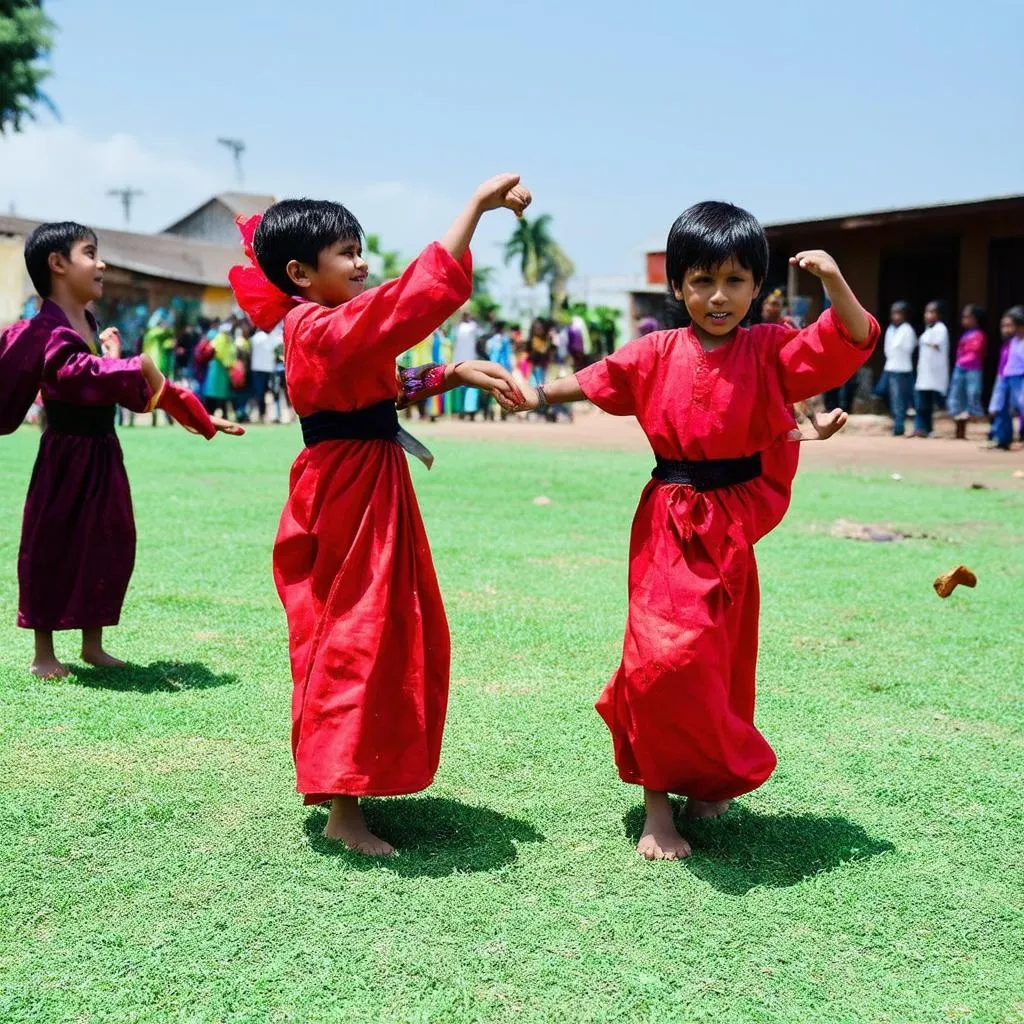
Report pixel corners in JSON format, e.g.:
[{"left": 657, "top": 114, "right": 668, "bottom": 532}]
[
  {"left": 545, "top": 244, "right": 575, "bottom": 317},
  {"left": 503, "top": 214, "right": 555, "bottom": 289},
  {"left": 503, "top": 215, "right": 574, "bottom": 317}
]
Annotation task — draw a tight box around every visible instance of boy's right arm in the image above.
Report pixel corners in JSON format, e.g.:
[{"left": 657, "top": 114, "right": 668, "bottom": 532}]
[
  {"left": 440, "top": 174, "right": 532, "bottom": 261},
  {"left": 299, "top": 174, "right": 531, "bottom": 370}
]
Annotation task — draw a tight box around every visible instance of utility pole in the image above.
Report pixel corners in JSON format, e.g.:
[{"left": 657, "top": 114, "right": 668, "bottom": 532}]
[
  {"left": 107, "top": 187, "right": 144, "bottom": 226},
  {"left": 217, "top": 137, "right": 246, "bottom": 187}
]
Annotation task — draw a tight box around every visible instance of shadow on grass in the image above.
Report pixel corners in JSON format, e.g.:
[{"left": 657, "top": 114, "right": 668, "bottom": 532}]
[
  {"left": 303, "top": 796, "right": 544, "bottom": 877},
  {"left": 70, "top": 660, "right": 237, "bottom": 693},
  {"left": 624, "top": 803, "right": 894, "bottom": 895}
]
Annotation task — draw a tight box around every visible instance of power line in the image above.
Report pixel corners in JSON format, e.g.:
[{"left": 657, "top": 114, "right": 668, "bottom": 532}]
[
  {"left": 217, "top": 137, "right": 246, "bottom": 186},
  {"left": 107, "top": 187, "right": 145, "bottom": 226}
]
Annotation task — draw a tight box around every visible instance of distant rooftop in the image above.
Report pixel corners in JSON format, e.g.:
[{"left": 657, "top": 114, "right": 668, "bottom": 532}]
[
  {"left": 162, "top": 192, "right": 276, "bottom": 235},
  {"left": 0, "top": 214, "right": 238, "bottom": 287}
]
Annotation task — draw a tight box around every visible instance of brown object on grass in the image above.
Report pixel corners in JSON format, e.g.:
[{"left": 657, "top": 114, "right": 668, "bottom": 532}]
[{"left": 933, "top": 565, "right": 977, "bottom": 598}]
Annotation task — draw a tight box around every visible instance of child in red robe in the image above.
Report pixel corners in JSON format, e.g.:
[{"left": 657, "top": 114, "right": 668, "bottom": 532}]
[
  {"left": 229, "top": 174, "right": 531, "bottom": 856},
  {"left": 0, "top": 222, "right": 243, "bottom": 677},
  {"left": 521, "top": 201, "right": 880, "bottom": 860}
]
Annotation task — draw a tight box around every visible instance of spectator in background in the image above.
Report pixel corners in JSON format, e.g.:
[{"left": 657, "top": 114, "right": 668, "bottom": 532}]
[
  {"left": 249, "top": 321, "right": 281, "bottom": 422},
  {"left": 913, "top": 300, "right": 950, "bottom": 437},
  {"left": 483, "top": 320, "right": 513, "bottom": 421},
  {"left": 760, "top": 289, "right": 798, "bottom": 328},
  {"left": 947, "top": 304, "right": 987, "bottom": 439},
  {"left": 991, "top": 305, "right": 1024, "bottom": 450},
  {"left": 203, "top": 321, "right": 238, "bottom": 420},
  {"left": 452, "top": 312, "right": 479, "bottom": 418},
  {"left": 883, "top": 301, "right": 918, "bottom": 436}
]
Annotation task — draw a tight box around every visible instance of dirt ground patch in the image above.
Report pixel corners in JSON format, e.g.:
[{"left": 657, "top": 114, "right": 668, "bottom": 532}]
[{"left": 412, "top": 411, "right": 1024, "bottom": 487}]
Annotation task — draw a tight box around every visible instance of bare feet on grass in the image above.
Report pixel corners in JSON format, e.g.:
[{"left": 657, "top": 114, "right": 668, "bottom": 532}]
[
  {"left": 30, "top": 655, "right": 69, "bottom": 678},
  {"left": 685, "top": 798, "right": 731, "bottom": 819},
  {"left": 637, "top": 789, "right": 691, "bottom": 860},
  {"left": 81, "top": 628, "right": 126, "bottom": 668},
  {"left": 31, "top": 630, "right": 69, "bottom": 678},
  {"left": 325, "top": 796, "right": 394, "bottom": 857}
]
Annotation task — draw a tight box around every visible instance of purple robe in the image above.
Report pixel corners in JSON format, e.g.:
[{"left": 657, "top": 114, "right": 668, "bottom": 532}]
[
  {"left": 0, "top": 313, "right": 46, "bottom": 434},
  {"left": 16, "top": 300, "right": 153, "bottom": 631}
]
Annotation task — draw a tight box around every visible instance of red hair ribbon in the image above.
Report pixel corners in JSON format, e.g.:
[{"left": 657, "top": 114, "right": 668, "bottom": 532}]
[{"left": 228, "top": 213, "right": 296, "bottom": 331}]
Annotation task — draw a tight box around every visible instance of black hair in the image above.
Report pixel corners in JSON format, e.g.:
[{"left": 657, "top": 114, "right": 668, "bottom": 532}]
[
  {"left": 962, "top": 303, "right": 985, "bottom": 324},
  {"left": 252, "top": 199, "right": 363, "bottom": 295},
  {"left": 891, "top": 300, "right": 911, "bottom": 317},
  {"left": 665, "top": 201, "right": 769, "bottom": 291},
  {"left": 925, "top": 299, "right": 945, "bottom": 318},
  {"left": 1004, "top": 304, "right": 1024, "bottom": 327},
  {"left": 24, "top": 221, "right": 98, "bottom": 298}
]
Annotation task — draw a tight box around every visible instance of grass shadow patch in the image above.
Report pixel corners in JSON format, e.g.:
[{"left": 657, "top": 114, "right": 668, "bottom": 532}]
[
  {"left": 304, "top": 796, "right": 544, "bottom": 877},
  {"left": 624, "top": 803, "right": 894, "bottom": 895},
  {"left": 70, "top": 660, "right": 238, "bottom": 693}
]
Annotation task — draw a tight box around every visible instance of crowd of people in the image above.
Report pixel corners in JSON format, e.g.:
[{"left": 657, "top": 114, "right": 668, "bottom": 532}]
[
  {"left": 830, "top": 298, "right": 1023, "bottom": 449},
  {"left": 75, "top": 307, "right": 603, "bottom": 429}
]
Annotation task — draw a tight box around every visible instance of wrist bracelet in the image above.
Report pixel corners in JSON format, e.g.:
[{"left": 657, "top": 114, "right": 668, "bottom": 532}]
[{"left": 536, "top": 385, "right": 549, "bottom": 411}]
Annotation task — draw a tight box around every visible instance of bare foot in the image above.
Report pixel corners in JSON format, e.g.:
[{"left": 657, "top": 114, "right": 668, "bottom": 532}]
[
  {"left": 685, "top": 798, "right": 731, "bottom": 819},
  {"left": 637, "top": 788, "right": 691, "bottom": 860},
  {"left": 324, "top": 796, "right": 394, "bottom": 857},
  {"left": 30, "top": 656, "right": 69, "bottom": 679},
  {"left": 81, "top": 648, "right": 127, "bottom": 668}
]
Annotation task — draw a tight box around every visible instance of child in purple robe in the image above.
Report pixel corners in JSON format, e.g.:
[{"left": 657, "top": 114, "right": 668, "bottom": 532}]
[{"left": 0, "top": 222, "right": 244, "bottom": 677}]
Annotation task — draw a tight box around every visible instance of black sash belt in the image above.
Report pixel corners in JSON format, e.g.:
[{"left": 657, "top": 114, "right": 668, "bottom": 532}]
[
  {"left": 652, "top": 452, "right": 762, "bottom": 491},
  {"left": 300, "top": 400, "right": 434, "bottom": 469},
  {"left": 43, "top": 400, "right": 116, "bottom": 436}
]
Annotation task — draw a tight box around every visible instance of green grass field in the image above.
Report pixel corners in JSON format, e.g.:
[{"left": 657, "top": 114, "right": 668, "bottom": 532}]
[{"left": 1, "top": 424, "right": 1022, "bottom": 1024}]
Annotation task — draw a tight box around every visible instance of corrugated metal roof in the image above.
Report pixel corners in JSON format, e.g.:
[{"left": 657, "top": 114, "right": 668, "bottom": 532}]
[
  {"left": 215, "top": 192, "right": 276, "bottom": 217},
  {"left": 162, "top": 192, "right": 276, "bottom": 234},
  {"left": 0, "top": 214, "right": 239, "bottom": 287},
  {"left": 763, "top": 194, "right": 1024, "bottom": 236}
]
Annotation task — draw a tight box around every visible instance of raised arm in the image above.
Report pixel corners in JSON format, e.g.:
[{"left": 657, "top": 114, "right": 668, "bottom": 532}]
[
  {"left": 778, "top": 251, "right": 880, "bottom": 404},
  {"left": 294, "top": 242, "right": 476, "bottom": 368}
]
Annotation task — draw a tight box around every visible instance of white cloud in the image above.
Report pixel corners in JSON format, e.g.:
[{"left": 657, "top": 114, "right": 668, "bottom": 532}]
[
  {"left": 0, "top": 125, "right": 532, "bottom": 301},
  {"left": 0, "top": 125, "right": 222, "bottom": 231}
]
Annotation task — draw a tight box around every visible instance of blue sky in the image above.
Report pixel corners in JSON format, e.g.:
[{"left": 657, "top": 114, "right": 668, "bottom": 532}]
[{"left": 2, "top": 0, "right": 1021, "bottom": 304}]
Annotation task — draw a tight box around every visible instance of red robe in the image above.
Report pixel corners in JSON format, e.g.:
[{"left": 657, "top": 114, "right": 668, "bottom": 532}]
[
  {"left": 576, "top": 308, "right": 879, "bottom": 801},
  {"left": 276, "top": 242, "right": 472, "bottom": 803}
]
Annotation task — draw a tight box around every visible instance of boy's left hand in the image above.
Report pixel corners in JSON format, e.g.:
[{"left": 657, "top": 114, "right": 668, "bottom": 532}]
[
  {"left": 789, "top": 250, "right": 841, "bottom": 282},
  {"left": 809, "top": 407, "right": 848, "bottom": 439}
]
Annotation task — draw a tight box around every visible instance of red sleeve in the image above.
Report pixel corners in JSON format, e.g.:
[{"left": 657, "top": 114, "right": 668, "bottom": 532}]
[
  {"left": 288, "top": 243, "right": 472, "bottom": 379},
  {"left": 772, "top": 308, "right": 880, "bottom": 405},
  {"left": 44, "top": 327, "right": 152, "bottom": 412},
  {"left": 576, "top": 334, "right": 658, "bottom": 416}
]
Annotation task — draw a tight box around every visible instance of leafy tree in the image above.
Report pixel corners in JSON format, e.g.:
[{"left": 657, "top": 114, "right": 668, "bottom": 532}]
[{"left": 0, "top": 1, "right": 56, "bottom": 135}]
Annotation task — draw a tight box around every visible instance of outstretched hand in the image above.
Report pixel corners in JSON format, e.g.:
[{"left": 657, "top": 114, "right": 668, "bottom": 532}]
[
  {"left": 451, "top": 360, "right": 528, "bottom": 411},
  {"left": 473, "top": 174, "right": 532, "bottom": 218},
  {"left": 795, "top": 404, "right": 847, "bottom": 441},
  {"left": 210, "top": 415, "right": 246, "bottom": 436}
]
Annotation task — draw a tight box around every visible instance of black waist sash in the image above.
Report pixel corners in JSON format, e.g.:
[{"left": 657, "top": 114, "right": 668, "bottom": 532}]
[
  {"left": 299, "top": 400, "right": 434, "bottom": 468},
  {"left": 652, "top": 452, "right": 762, "bottom": 491},
  {"left": 43, "top": 400, "right": 116, "bottom": 436}
]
